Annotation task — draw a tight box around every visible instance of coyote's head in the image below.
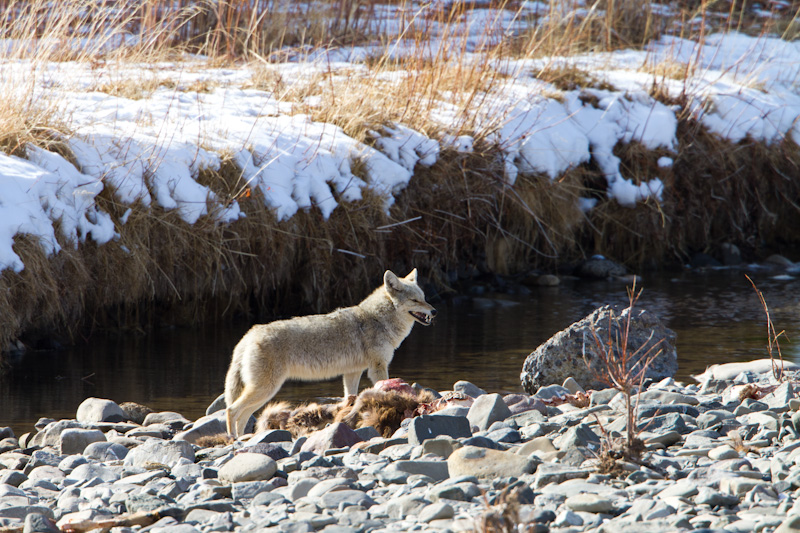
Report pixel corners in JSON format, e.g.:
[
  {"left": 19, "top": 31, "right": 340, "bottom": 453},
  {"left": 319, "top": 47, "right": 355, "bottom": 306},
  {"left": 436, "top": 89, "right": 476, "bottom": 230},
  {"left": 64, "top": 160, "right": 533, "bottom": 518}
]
[{"left": 384, "top": 269, "right": 437, "bottom": 326}]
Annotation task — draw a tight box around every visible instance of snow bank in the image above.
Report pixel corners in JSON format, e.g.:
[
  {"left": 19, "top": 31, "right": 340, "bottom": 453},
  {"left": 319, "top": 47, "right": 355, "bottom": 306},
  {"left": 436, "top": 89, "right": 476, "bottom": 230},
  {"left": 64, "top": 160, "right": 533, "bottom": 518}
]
[{"left": 0, "top": 31, "right": 798, "bottom": 273}]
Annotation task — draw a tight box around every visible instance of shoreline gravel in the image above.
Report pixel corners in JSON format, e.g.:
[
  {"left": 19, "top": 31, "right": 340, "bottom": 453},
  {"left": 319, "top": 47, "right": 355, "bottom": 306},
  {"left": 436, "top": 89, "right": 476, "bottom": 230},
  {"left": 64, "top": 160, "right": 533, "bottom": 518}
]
[{"left": 2, "top": 367, "right": 800, "bottom": 533}]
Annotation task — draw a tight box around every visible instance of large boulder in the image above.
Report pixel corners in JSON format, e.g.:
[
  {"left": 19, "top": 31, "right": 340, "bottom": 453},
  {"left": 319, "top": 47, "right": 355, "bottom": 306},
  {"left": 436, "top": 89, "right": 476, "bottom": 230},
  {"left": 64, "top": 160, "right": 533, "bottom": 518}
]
[{"left": 521, "top": 305, "right": 677, "bottom": 393}]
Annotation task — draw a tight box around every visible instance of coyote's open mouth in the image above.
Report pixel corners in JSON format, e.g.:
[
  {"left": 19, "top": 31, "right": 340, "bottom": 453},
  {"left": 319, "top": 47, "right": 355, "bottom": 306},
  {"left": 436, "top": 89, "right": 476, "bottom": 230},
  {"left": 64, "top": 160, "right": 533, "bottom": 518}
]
[{"left": 409, "top": 311, "right": 433, "bottom": 325}]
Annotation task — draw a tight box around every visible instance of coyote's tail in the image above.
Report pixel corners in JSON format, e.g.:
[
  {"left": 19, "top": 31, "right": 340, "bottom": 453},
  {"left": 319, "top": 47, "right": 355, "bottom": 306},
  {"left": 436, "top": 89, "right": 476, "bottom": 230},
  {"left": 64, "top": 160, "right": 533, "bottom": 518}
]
[{"left": 224, "top": 358, "right": 244, "bottom": 408}]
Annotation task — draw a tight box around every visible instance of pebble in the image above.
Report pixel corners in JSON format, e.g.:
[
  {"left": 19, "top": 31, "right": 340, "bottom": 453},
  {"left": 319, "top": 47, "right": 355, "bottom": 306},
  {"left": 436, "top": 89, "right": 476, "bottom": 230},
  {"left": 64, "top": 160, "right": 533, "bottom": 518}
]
[{"left": 4, "top": 365, "right": 800, "bottom": 532}]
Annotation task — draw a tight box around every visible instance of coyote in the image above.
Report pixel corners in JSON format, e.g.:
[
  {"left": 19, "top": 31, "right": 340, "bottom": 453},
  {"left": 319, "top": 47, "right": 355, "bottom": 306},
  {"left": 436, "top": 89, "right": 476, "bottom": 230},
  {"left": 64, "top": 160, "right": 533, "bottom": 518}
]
[{"left": 224, "top": 269, "right": 436, "bottom": 437}]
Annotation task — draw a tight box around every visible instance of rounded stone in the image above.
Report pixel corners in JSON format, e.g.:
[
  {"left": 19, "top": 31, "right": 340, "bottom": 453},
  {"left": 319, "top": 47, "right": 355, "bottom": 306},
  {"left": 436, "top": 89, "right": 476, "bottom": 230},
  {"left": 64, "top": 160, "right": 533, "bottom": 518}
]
[
  {"left": 218, "top": 453, "right": 277, "bottom": 483},
  {"left": 76, "top": 398, "right": 125, "bottom": 423},
  {"left": 565, "top": 493, "right": 614, "bottom": 513}
]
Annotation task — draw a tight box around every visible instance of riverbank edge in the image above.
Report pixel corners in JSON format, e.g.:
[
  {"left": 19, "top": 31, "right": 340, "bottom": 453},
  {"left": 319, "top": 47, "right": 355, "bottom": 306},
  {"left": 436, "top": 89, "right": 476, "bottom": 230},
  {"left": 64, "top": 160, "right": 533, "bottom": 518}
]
[
  {"left": 0, "top": 368, "right": 798, "bottom": 532},
  {"left": 2, "top": 121, "right": 800, "bottom": 356}
]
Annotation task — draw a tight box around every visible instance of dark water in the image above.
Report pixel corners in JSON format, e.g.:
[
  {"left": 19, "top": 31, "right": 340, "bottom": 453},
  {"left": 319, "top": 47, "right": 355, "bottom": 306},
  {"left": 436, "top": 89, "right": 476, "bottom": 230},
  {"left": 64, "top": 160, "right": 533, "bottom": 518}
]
[{"left": 2, "top": 268, "right": 799, "bottom": 438}]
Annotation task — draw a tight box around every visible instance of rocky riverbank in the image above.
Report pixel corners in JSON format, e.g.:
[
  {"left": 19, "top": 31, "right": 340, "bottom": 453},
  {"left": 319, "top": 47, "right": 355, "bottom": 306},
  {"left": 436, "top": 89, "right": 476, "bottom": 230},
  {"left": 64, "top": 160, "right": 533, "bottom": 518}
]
[{"left": 2, "top": 365, "right": 800, "bottom": 533}]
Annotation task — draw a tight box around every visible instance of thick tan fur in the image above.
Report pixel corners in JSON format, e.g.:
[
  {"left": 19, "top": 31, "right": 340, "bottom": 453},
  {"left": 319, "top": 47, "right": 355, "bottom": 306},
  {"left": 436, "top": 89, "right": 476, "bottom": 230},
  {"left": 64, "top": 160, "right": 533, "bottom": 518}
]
[
  {"left": 224, "top": 269, "right": 436, "bottom": 437},
  {"left": 256, "top": 400, "right": 344, "bottom": 436},
  {"left": 256, "top": 387, "right": 437, "bottom": 438},
  {"left": 336, "top": 388, "right": 437, "bottom": 437}
]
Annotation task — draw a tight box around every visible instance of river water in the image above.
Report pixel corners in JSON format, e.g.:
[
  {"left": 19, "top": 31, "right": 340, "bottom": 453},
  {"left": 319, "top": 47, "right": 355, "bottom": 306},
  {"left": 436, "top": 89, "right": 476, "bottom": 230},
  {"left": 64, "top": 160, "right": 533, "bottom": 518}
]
[{"left": 2, "top": 268, "right": 799, "bottom": 438}]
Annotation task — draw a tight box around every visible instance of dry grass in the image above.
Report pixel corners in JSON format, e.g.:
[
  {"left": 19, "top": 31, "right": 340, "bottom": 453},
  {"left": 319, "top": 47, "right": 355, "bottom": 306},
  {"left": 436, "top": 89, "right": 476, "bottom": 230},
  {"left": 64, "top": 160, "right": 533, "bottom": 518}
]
[
  {"left": 584, "top": 282, "right": 663, "bottom": 459},
  {"left": 746, "top": 275, "right": 788, "bottom": 382}
]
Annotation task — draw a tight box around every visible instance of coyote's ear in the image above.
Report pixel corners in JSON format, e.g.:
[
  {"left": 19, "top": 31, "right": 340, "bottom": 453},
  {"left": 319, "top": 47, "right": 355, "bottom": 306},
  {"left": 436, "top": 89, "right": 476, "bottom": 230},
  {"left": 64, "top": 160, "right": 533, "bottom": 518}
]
[
  {"left": 384, "top": 270, "right": 402, "bottom": 293},
  {"left": 405, "top": 268, "right": 418, "bottom": 283}
]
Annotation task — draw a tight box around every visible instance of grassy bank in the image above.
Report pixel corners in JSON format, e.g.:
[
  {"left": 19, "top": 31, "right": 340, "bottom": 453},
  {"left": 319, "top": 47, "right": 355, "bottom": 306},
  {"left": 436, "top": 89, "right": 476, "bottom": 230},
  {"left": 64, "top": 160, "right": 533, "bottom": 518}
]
[{"left": 1, "top": 0, "right": 800, "bottom": 355}]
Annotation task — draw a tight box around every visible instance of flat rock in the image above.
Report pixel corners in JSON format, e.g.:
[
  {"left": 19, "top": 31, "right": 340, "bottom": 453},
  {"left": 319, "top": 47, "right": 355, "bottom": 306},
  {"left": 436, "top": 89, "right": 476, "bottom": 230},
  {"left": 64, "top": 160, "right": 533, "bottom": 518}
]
[
  {"left": 218, "top": 453, "right": 277, "bottom": 483},
  {"left": 390, "top": 459, "right": 449, "bottom": 481},
  {"left": 124, "top": 438, "right": 195, "bottom": 468},
  {"left": 533, "top": 463, "right": 592, "bottom": 489},
  {"left": 174, "top": 412, "right": 227, "bottom": 444},
  {"left": 318, "top": 489, "right": 375, "bottom": 509},
  {"left": 565, "top": 493, "right": 615, "bottom": 513},
  {"left": 143, "top": 411, "right": 190, "bottom": 428},
  {"left": 407, "top": 415, "right": 471, "bottom": 446},
  {"left": 447, "top": 445, "right": 537, "bottom": 480},
  {"left": 245, "top": 430, "right": 293, "bottom": 445}
]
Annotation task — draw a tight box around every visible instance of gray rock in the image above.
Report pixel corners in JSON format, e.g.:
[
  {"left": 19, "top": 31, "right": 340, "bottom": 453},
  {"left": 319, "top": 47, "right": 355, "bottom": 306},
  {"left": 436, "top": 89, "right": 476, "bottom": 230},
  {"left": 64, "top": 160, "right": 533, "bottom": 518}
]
[
  {"left": 554, "top": 423, "right": 600, "bottom": 450},
  {"left": 119, "top": 401, "right": 154, "bottom": 424},
  {"left": 775, "top": 515, "right": 800, "bottom": 533},
  {"left": 125, "top": 492, "right": 175, "bottom": 513},
  {"left": 58, "top": 455, "right": 87, "bottom": 473},
  {"left": 58, "top": 428, "right": 106, "bottom": 455},
  {"left": 408, "top": 415, "right": 471, "bottom": 446},
  {"left": 251, "top": 491, "right": 287, "bottom": 507},
  {"left": 83, "top": 441, "right": 128, "bottom": 461},
  {"left": 385, "top": 495, "right": 429, "bottom": 519},
  {"left": 575, "top": 256, "right": 626, "bottom": 279},
  {"left": 23, "top": 513, "right": 59, "bottom": 533},
  {"left": 419, "top": 502, "right": 454, "bottom": 522},
  {"left": 535, "top": 384, "right": 571, "bottom": 400},
  {"left": 695, "top": 486, "right": 739, "bottom": 507},
  {"left": 124, "top": 439, "right": 195, "bottom": 468},
  {"left": 143, "top": 411, "right": 190, "bottom": 428},
  {"left": 562, "top": 377, "right": 585, "bottom": 394},
  {"left": 218, "top": 453, "right": 277, "bottom": 483},
  {"left": 318, "top": 490, "right": 375, "bottom": 509},
  {"left": 639, "top": 390, "right": 699, "bottom": 406},
  {"left": 641, "top": 412, "right": 690, "bottom": 434},
  {"left": 390, "top": 460, "right": 449, "bottom": 481},
  {"left": 25, "top": 450, "right": 63, "bottom": 472},
  {"left": 421, "top": 437, "right": 462, "bottom": 459},
  {"left": 427, "top": 481, "right": 481, "bottom": 502},
  {"left": 0, "top": 438, "right": 18, "bottom": 453},
  {"left": 762, "top": 381, "right": 795, "bottom": 412},
  {"left": 0, "top": 427, "right": 13, "bottom": 440},
  {"left": 239, "top": 443, "right": 289, "bottom": 461},
  {"left": 174, "top": 412, "right": 227, "bottom": 444},
  {"left": 245, "top": 430, "right": 294, "bottom": 446},
  {"left": 467, "top": 393, "right": 512, "bottom": 431},
  {"left": 453, "top": 381, "right": 486, "bottom": 398},
  {"left": 27, "top": 465, "right": 64, "bottom": 484},
  {"left": 565, "top": 493, "right": 615, "bottom": 513},
  {"left": 708, "top": 445, "right": 739, "bottom": 461},
  {"left": 67, "top": 462, "right": 120, "bottom": 483},
  {"left": 521, "top": 305, "right": 677, "bottom": 393},
  {"left": 354, "top": 426, "right": 381, "bottom": 441},
  {"left": 590, "top": 388, "right": 620, "bottom": 405},
  {"left": 300, "top": 423, "right": 362, "bottom": 454},
  {"left": 76, "top": 397, "right": 126, "bottom": 423},
  {"left": 0, "top": 506, "right": 54, "bottom": 520},
  {"left": 485, "top": 427, "right": 521, "bottom": 443},
  {"left": 29, "top": 420, "right": 85, "bottom": 448},
  {"left": 503, "top": 394, "right": 547, "bottom": 415},
  {"left": 533, "top": 463, "right": 592, "bottom": 489},
  {"left": 206, "top": 393, "right": 226, "bottom": 416},
  {"left": 0, "top": 470, "right": 28, "bottom": 487},
  {"left": 447, "top": 445, "right": 537, "bottom": 480}
]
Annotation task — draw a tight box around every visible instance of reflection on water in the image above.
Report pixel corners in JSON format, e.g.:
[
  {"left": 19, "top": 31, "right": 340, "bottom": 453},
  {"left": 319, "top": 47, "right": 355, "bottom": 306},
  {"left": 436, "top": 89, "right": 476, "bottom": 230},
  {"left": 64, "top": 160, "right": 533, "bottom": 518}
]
[{"left": 2, "top": 269, "right": 798, "bottom": 437}]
